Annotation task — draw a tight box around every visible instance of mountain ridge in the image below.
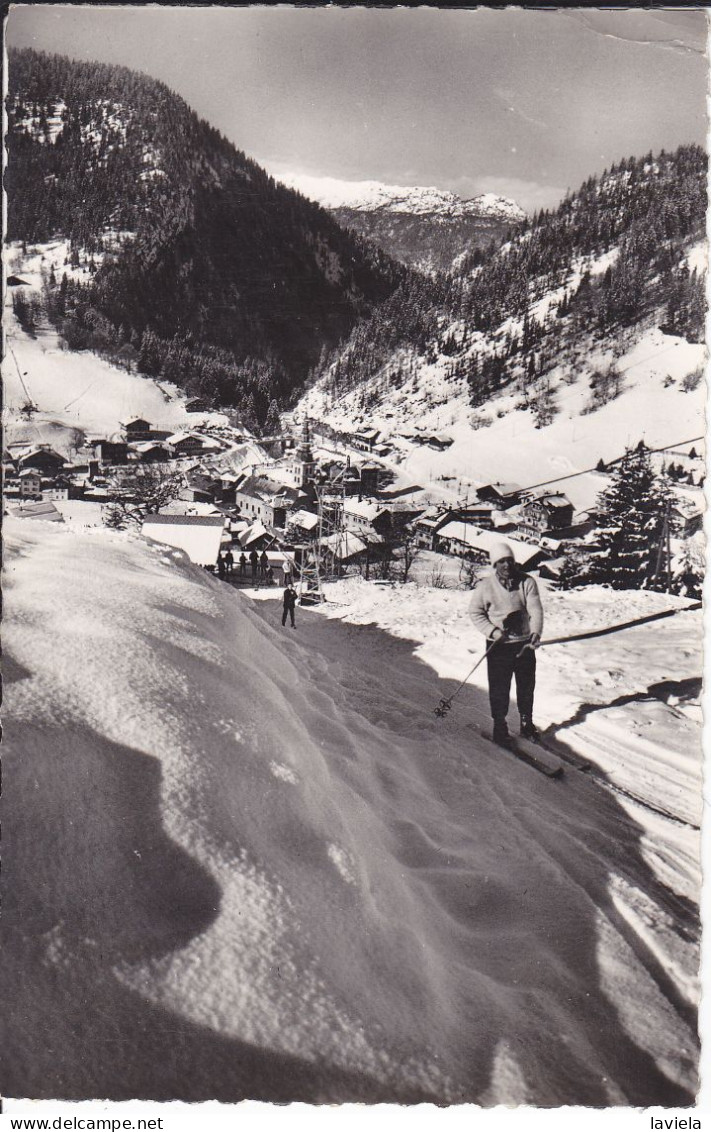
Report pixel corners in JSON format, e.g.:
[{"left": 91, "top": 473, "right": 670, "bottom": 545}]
[
  {"left": 274, "top": 173, "right": 525, "bottom": 274},
  {"left": 6, "top": 47, "right": 406, "bottom": 428},
  {"left": 276, "top": 173, "right": 525, "bottom": 221}
]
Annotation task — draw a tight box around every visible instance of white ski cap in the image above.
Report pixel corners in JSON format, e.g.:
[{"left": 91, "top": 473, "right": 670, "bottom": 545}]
[{"left": 489, "top": 540, "right": 514, "bottom": 565}]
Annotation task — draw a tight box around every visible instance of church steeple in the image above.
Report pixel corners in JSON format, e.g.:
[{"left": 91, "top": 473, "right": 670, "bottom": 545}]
[
  {"left": 296, "top": 417, "right": 313, "bottom": 463},
  {"left": 293, "top": 416, "right": 315, "bottom": 486}
]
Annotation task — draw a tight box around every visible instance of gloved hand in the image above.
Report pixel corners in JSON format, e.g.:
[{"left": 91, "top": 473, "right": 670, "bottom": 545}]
[
  {"left": 528, "top": 632, "right": 541, "bottom": 649},
  {"left": 491, "top": 627, "right": 509, "bottom": 642}
]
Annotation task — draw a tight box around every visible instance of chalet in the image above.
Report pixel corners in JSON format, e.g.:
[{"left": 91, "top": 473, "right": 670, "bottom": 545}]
[
  {"left": 287, "top": 509, "right": 320, "bottom": 538},
  {"left": 121, "top": 418, "right": 153, "bottom": 442},
  {"left": 343, "top": 498, "right": 392, "bottom": 538},
  {"left": 181, "top": 472, "right": 218, "bottom": 504},
  {"left": 352, "top": 428, "right": 380, "bottom": 453},
  {"left": 141, "top": 514, "right": 227, "bottom": 568},
  {"left": 234, "top": 474, "right": 302, "bottom": 529},
  {"left": 670, "top": 492, "right": 704, "bottom": 538},
  {"left": 17, "top": 446, "right": 66, "bottom": 476},
  {"left": 321, "top": 530, "right": 369, "bottom": 564},
  {"left": 132, "top": 441, "right": 172, "bottom": 464},
  {"left": 377, "top": 482, "right": 424, "bottom": 502},
  {"left": 413, "top": 508, "right": 453, "bottom": 550},
  {"left": 424, "top": 432, "right": 454, "bottom": 450},
  {"left": 434, "top": 521, "right": 544, "bottom": 570},
  {"left": 19, "top": 468, "right": 42, "bottom": 499},
  {"left": 454, "top": 502, "right": 498, "bottom": 529},
  {"left": 94, "top": 440, "right": 128, "bottom": 467},
  {"left": 341, "top": 466, "right": 362, "bottom": 498},
  {"left": 42, "top": 475, "right": 77, "bottom": 501},
  {"left": 11, "top": 500, "right": 64, "bottom": 523},
  {"left": 538, "top": 520, "right": 596, "bottom": 552},
  {"left": 518, "top": 492, "right": 575, "bottom": 536},
  {"left": 538, "top": 557, "right": 567, "bottom": 583},
  {"left": 185, "top": 397, "right": 213, "bottom": 413},
  {"left": 237, "top": 519, "right": 274, "bottom": 551},
  {"left": 82, "top": 485, "right": 111, "bottom": 502},
  {"left": 477, "top": 483, "right": 523, "bottom": 508},
  {"left": 167, "top": 432, "right": 222, "bottom": 458}
]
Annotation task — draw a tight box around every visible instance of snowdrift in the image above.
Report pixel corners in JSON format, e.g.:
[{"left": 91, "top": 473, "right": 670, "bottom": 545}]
[{"left": 3, "top": 520, "right": 700, "bottom": 1104}]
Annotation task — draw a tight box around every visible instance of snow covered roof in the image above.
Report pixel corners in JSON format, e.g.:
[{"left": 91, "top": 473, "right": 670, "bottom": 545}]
[
  {"left": 238, "top": 520, "right": 269, "bottom": 547},
  {"left": 478, "top": 482, "right": 522, "bottom": 498},
  {"left": 18, "top": 446, "right": 65, "bottom": 463},
  {"left": 142, "top": 514, "right": 226, "bottom": 567},
  {"left": 524, "top": 492, "right": 573, "bottom": 510},
  {"left": 436, "top": 522, "right": 539, "bottom": 565},
  {"left": 236, "top": 474, "right": 301, "bottom": 504},
  {"left": 159, "top": 501, "right": 223, "bottom": 518},
  {"left": 343, "top": 499, "right": 388, "bottom": 520},
  {"left": 11, "top": 501, "right": 64, "bottom": 522},
  {"left": 321, "top": 531, "right": 368, "bottom": 560},
  {"left": 289, "top": 509, "right": 319, "bottom": 531},
  {"left": 167, "top": 431, "right": 221, "bottom": 448},
  {"left": 133, "top": 441, "right": 170, "bottom": 454}
]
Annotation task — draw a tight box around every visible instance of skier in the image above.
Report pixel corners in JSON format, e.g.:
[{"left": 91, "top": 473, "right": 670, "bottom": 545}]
[
  {"left": 260, "top": 549, "right": 269, "bottom": 579},
  {"left": 282, "top": 582, "right": 297, "bottom": 628},
  {"left": 216, "top": 551, "right": 226, "bottom": 580},
  {"left": 225, "top": 548, "right": 234, "bottom": 577},
  {"left": 469, "top": 541, "right": 543, "bottom": 746},
  {"left": 249, "top": 548, "right": 259, "bottom": 579},
  {"left": 239, "top": 552, "right": 247, "bottom": 577}
]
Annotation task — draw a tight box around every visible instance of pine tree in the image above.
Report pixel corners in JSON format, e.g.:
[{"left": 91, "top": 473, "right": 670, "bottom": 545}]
[
  {"left": 264, "top": 398, "right": 281, "bottom": 436},
  {"left": 585, "top": 446, "right": 669, "bottom": 589}
]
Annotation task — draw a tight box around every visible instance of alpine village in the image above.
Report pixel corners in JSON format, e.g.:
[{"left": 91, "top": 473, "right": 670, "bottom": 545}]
[{"left": 3, "top": 42, "right": 707, "bottom": 1110}]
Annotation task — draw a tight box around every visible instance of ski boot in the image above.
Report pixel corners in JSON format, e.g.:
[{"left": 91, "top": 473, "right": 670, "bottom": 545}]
[
  {"left": 492, "top": 719, "right": 511, "bottom": 748},
  {"left": 520, "top": 716, "right": 540, "bottom": 741}
]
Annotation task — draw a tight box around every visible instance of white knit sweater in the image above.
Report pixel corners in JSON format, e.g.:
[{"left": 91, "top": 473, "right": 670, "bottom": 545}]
[{"left": 469, "top": 571, "right": 544, "bottom": 642}]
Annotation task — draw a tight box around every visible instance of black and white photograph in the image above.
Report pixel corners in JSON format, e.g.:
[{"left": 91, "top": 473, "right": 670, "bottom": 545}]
[{"left": 2, "top": 4, "right": 707, "bottom": 1117}]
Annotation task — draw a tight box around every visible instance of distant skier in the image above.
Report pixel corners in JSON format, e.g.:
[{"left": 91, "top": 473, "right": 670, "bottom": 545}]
[
  {"left": 260, "top": 549, "right": 269, "bottom": 578},
  {"left": 249, "top": 548, "right": 259, "bottom": 579},
  {"left": 469, "top": 541, "right": 543, "bottom": 746},
  {"left": 282, "top": 582, "right": 297, "bottom": 628},
  {"left": 239, "top": 552, "right": 247, "bottom": 577},
  {"left": 225, "top": 548, "right": 234, "bottom": 576},
  {"left": 216, "top": 551, "right": 226, "bottom": 580}
]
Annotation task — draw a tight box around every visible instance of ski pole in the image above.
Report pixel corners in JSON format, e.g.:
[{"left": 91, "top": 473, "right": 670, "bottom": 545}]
[{"left": 434, "top": 638, "right": 499, "bottom": 719}]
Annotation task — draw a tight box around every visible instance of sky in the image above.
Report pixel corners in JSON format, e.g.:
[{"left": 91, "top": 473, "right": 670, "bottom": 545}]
[{"left": 6, "top": 6, "right": 708, "bottom": 213}]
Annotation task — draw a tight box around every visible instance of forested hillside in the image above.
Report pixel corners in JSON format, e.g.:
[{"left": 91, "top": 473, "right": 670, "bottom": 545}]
[
  {"left": 7, "top": 49, "right": 405, "bottom": 429},
  {"left": 308, "top": 145, "right": 706, "bottom": 415}
]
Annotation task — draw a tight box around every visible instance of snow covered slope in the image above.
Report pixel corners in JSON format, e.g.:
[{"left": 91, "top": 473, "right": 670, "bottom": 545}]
[
  {"left": 3, "top": 243, "right": 229, "bottom": 453},
  {"left": 302, "top": 324, "right": 705, "bottom": 512},
  {"left": 3, "top": 518, "right": 700, "bottom": 1104}
]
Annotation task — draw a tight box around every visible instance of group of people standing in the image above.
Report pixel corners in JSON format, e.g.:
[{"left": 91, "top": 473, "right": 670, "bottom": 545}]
[
  {"left": 216, "top": 546, "right": 272, "bottom": 583},
  {"left": 214, "top": 543, "right": 298, "bottom": 627}
]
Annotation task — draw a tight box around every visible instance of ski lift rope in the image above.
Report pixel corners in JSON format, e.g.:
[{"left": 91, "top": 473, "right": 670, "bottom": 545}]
[{"left": 434, "top": 600, "right": 701, "bottom": 718}]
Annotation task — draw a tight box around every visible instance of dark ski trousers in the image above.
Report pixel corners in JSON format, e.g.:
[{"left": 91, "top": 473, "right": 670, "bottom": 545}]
[
  {"left": 486, "top": 639, "right": 536, "bottom": 723},
  {"left": 282, "top": 606, "right": 295, "bottom": 627}
]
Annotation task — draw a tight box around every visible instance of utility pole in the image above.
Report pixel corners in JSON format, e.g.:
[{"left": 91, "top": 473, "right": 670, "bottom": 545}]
[{"left": 665, "top": 499, "right": 672, "bottom": 593}]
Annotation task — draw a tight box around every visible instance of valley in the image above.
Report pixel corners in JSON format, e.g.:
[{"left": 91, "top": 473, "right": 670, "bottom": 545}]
[{"left": 2, "top": 36, "right": 707, "bottom": 1112}]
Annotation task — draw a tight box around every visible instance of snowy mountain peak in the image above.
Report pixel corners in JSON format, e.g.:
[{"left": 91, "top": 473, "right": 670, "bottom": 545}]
[{"left": 276, "top": 172, "right": 525, "bottom": 221}]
